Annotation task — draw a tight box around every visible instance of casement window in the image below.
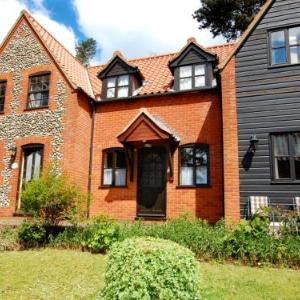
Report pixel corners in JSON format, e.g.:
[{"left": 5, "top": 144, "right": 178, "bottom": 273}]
[
  {"left": 271, "top": 133, "right": 300, "bottom": 181},
  {"left": 102, "top": 148, "right": 127, "bottom": 187},
  {"left": 0, "top": 81, "right": 6, "bottom": 113},
  {"left": 179, "top": 64, "right": 206, "bottom": 91},
  {"left": 106, "top": 75, "right": 130, "bottom": 99},
  {"left": 27, "top": 73, "right": 50, "bottom": 109},
  {"left": 22, "top": 145, "right": 43, "bottom": 183},
  {"left": 270, "top": 26, "right": 300, "bottom": 65},
  {"left": 179, "top": 144, "right": 209, "bottom": 187}
]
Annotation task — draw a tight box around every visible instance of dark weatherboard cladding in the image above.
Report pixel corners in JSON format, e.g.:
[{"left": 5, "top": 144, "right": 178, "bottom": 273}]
[{"left": 235, "top": 0, "right": 300, "bottom": 218}]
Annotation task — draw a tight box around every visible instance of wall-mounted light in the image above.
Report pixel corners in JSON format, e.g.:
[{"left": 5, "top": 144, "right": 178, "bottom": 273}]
[
  {"left": 249, "top": 135, "right": 259, "bottom": 153},
  {"left": 7, "top": 145, "right": 17, "bottom": 167}
]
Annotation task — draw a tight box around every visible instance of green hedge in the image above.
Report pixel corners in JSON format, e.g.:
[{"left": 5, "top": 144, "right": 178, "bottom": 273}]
[{"left": 100, "top": 237, "right": 200, "bottom": 300}]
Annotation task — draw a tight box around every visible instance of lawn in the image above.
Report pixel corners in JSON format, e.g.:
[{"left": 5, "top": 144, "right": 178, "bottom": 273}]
[{"left": 0, "top": 249, "right": 299, "bottom": 300}]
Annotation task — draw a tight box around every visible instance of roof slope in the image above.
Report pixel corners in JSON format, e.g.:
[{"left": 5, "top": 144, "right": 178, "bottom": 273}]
[
  {"left": 88, "top": 42, "right": 235, "bottom": 98},
  {"left": 219, "top": 0, "right": 274, "bottom": 71},
  {"left": 0, "top": 10, "right": 94, "bottom": 98}
]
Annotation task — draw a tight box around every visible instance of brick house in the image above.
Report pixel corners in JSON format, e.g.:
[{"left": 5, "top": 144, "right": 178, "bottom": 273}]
[{"left": 0, "top": 10, "right": 237, "bottom": 222}]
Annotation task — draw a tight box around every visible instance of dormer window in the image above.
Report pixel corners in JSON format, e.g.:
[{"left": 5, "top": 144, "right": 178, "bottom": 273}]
[
  {"left": 179, "top": 64, "right": 206, "bottom": 91},
  {"left": 107, "top": 75, "right": 130, "bottom": 99}
]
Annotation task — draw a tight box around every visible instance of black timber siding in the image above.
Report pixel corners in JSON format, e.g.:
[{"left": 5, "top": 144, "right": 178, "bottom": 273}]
[{"left": 236, "top": 0, "right": 300, "bottom": 218}]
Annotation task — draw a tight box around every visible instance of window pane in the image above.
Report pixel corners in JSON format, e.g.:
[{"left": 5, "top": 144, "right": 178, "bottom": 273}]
[
  {"left": 195, "top": 148, "right": 207, "bottom": 166},
  {"left": 107, "top": 78, "right": 116, "bottom": 88},
  {"left": 180, "top": 78, "right": 192, "bottom": 90},
  {"left": 103, "top": 169, "right": 113, "bottom": 185},
  {"left": 273, "top": 134, "right": 289, "bottom": 156},
  {"left": 25, "top": 152, "right": 33, "bottom": 182},
  {"left": 118, "top": 75, "right": 129, "bottom": 86},
  {"left": 115, "top": 169, "right": 126, "bottom": 186},
  {"left": 104, "top": 152, "right": 114, "bottom": 168},
  {"left": 195, "top": 64, "right": 205, "bottom": 76},
  {"left": 196, "top": 166, "right": 207, "bottom": 184},
  {"left": 275, "top": 158, "right": 291, "bottom": 179},
  {"left": 180, "top": 66, "right": 192, "bottom": 78},
  {"left": 181, "top": 148, "right": 194, "bottom": 166},
  {"left": 118, "top": 86, "right": 129, "bottom": 98},
  {"left": 271, "top": 31, "right": 285, "bottom": 48},
  {"left": 116, "top": 151, "right": 126, "bottom": 168},
  {"left": 180, "top": 167, "right": 193, "bottom": 186},
  {"left": 290, "top": 46, "right": 300, "bottom": 64},
  {"left": 293, "top": 133, "right": 300, "bottom": 180},
  {"left": 33, "top": 150, "right": 42, "bottom": 179},
  {"left": 289, "top": 27, "right": 300, "bottom": 45},
  {"left": 107, "top": 87, "right": 115, "bottom": 98},
  {"left": 195, "top": 76, "right": 205, "bottom": 87},
  {"left": 272, "top": 48, "right": 287, "bottom": 65}
]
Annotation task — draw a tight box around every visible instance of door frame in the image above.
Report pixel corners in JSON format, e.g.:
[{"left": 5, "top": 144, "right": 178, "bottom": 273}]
[{"left": 136, "top": 146, "right": 167, "bottom": 219}]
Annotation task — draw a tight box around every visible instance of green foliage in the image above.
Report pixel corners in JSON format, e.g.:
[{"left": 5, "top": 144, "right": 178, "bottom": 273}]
[
  {"left": 18, "top": 220, "right": 46, "bottom": 248},
  {"left": 193, "top": 0, "right": 267, "bottom": 41},
  {"left": 21, "top": 168, "right": 86, "bottom": 226},
  {"left": 100, "top": 237, "right": 201, "bottom": 300},
  {"left": 75, "top": 38, "right": 97, "bottom": 66},
  {"left": 0, "top": 227, "right": 19, "bottom": 251},
  {"left": 82, "top": 216, "right": 120, "bottom": 253},
  {"left": 48, "top": 226, "right": 83, "bottom": 250}
]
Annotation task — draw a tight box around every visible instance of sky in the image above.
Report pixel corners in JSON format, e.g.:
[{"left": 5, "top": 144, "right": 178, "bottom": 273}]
[{"left": 0, "top": 0, "right": 225, "bottom": 65}]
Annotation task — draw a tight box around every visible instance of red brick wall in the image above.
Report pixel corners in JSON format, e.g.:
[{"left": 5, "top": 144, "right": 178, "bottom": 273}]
[
  {"left": 220, "top": 58, "right": 240, "bottom": 221},
  {"left": 90, "top": 90, "right": 224, "bottom": 222}
]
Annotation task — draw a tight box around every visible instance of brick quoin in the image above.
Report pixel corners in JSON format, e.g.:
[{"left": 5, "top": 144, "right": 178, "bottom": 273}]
[{"left": 220, "top": 58, "right": 240, "bottom": 222}]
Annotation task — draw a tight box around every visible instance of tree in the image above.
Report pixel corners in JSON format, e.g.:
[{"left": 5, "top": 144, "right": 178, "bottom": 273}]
[
  {"left": 193, "top": 0, "right": 267, "bottom": 41},
  {"left": 75, "top": 38, "right": 97, "bottom": 66}
]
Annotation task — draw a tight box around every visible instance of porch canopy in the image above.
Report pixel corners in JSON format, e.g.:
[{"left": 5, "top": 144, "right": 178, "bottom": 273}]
[{"left": 117, "top": 108, "right": 180, "bottom": 180}]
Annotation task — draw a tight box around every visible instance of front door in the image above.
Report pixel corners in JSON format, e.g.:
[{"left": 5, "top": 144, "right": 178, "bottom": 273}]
[{"left": 137, "top": 147, "right": 167, "bottom": 218}]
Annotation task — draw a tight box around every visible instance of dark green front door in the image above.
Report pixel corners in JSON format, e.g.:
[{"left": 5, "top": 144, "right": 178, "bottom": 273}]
[{"left": 137, "top": 148, "right": 167, "bottom": 218}]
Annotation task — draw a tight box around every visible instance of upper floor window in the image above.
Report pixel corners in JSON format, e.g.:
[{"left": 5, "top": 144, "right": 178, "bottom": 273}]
[
  {"left": 271, "top": 132, "right": 300, "bottom": 182},
  {"left": 270, "top": 26, "right": 300, "bottom": 65},
  {"left": 179, "top": 144, "right": 209, "bottom": 187},
  {"left": 179, "top": 64, "right": 206, "bottom": 91},
  {"left": 0, "top": 81, "right": 6, "bottom": 113},
  {"left": 102, "top": 148, "right": 127, "bottom": 187},
  {"left": 27, "top": 73, "right": 50, "bottom": 109},
  {"left": 106, "top": 75, "right": 130, "bottom": 99}
]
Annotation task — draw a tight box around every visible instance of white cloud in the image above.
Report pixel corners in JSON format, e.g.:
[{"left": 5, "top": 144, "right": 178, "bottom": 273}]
[
  {"left": 0, "top": 0, "right": 77, "bottom": 55},
  {"left": 72, "top": 0, "right": 225, "bottom": 64}
]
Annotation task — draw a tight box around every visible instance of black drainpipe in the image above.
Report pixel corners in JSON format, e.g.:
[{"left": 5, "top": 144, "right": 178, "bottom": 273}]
[{"left": 87, "top": 99, "right": 96, "bottom": 218}]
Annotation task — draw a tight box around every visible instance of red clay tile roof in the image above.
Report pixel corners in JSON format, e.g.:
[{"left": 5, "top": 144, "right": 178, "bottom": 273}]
[
  {"left": 22, "top": 11, "right": 94, "bottom": 98},
  {"left": 88, "top": 42, "right": 235, "bottom": 99}
]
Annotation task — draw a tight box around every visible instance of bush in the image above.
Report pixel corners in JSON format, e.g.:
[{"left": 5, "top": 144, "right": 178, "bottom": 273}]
[
  {"left": 48, "top": 226, "right": 83, "bottom": 250},
  {"left": 18, "top": 220, "right": 46, "bottom": 248},
  {"left": 100, "top": 237, "right": 200, "bottom": 300},
  {"left": 21, "top": 168, "right": 86, "bottom": 226},
  {"left": 81, "top": 216, "right": 120, "bottom": 253},
  {"left": 0, "top": 227, "right": 19, "bottom": 251}
]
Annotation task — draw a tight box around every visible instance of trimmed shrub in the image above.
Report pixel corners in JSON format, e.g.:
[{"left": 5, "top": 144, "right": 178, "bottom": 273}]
[
  {"left": 81, "top": 216, "right": 120, "bottom": 253},
  {"left": 18, "top": 220, "right": 46, "bottom": 248},
  {"left": 0, "top": 227, "right": 19, "bottom": 251},
  {"left": 100, "top": 237, "right": 201, "bottom": 300},
  {"left": 21, "top": 168, "right": 86, "bottom": 226}
]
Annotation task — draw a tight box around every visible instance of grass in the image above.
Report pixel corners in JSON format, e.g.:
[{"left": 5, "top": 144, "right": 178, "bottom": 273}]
[{"left": 0, "top": 249, "right": 299, "bottom": 300}]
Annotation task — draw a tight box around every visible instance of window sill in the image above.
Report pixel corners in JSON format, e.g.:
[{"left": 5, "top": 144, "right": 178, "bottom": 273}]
[
  {"left": 176, "top": 185, "right": 211, "bottom": 189},
  {"left": 268, "top": 62, "right": 300, "bottom": 69},
  {"left": 271, "top": 180, "right": 300, "bottom": 185},
  {"left": 24, "top": 106, "right": 49, "bottom": 112},
  {"left": 98, "top": 185, "right": 127, "bottom": 189}
]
